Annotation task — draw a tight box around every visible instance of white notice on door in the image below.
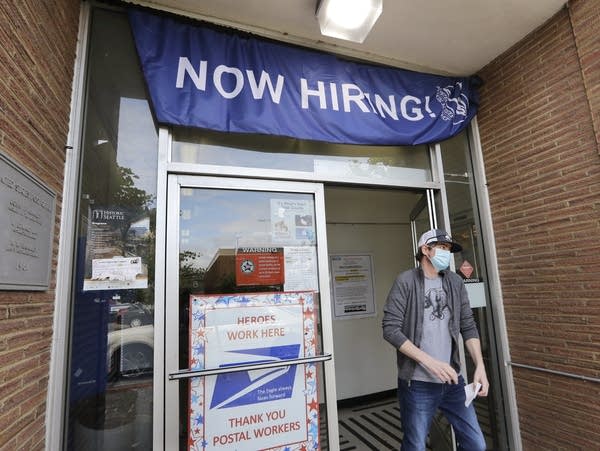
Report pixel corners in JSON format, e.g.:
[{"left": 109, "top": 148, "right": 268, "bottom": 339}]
[{"left": 283, "top": 246, "right": 318, "bottom": 291}]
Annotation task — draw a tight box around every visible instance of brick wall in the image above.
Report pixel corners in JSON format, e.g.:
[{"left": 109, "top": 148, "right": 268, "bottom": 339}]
[
  {"left": 477, "top": 1, "right": 600, "bottom": 449},
  {"left": 0, "top": 1, "right": 79, "bottom": 450}
]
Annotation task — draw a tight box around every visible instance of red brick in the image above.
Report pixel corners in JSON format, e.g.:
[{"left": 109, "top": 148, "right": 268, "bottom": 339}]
[
  {"left": 0, "top": 1, "right": 79, "bottom": 449},
  {"left": 478, "top": 1, "right": 600, "bottom": 448}
]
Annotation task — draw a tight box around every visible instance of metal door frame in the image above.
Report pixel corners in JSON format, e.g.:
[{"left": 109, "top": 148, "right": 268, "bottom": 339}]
[
  {"left": 161, "top": 174, "right": 339, "bottom": 450},
  {"left": 409, "top": 189, "right": 437, "bottom": 263}
]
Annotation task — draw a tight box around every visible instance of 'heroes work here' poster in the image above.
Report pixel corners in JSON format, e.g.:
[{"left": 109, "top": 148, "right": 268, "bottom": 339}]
[{"left": 188, "top": 292, "right": 320, "bottom": 450}]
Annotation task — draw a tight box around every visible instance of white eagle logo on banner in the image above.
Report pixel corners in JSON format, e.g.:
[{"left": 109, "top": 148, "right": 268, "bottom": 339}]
[{"left": 436, "top": 82, "right": 470, "bottom": 125}]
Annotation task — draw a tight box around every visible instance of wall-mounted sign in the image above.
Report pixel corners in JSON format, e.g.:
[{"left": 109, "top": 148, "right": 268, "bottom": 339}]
[
  {"left": 0, "top": 152, "right": 56, "bottom": 290},
  {"left": 188, "top": 291, "right": 320, "bottom": 451},
  {"left": 330, "top": 254, "right": 376, "bottom": 319}
]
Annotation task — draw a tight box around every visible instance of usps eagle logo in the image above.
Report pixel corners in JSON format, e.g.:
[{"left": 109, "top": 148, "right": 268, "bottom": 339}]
[{"left": 435, "top": 82, "right": 469, "bottom": 125}]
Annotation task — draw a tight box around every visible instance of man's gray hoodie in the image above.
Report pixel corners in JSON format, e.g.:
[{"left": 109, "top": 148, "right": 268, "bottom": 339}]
[{"left": 382, "top": 267, "right": 480, "bottom": 381}]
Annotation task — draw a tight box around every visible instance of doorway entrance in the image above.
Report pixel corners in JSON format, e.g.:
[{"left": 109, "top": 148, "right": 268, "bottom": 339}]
[
  {"left": 324, "top": 182, "right": 502, "bottom": 451},
  {"left": 325, "top": 185, "right": 457, "bottom": 450}
]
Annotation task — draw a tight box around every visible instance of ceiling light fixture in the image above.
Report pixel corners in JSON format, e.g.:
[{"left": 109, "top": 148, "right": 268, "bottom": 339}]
[{"left": 316, "top": 0, "right": 383, "bottom": 43}]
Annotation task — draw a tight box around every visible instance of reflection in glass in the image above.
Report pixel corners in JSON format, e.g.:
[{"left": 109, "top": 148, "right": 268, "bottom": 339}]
[
  {"left": 66, "top": 8, "right": 158, "bottom": 450},
  {"left": 441, "top": 133, "right": 482, "bottom": 282},
  {"left": 172, "top": 127, "right": 431, "bottom": 184}
]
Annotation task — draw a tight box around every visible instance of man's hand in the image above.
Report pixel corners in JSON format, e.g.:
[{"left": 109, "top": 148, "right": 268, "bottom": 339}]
[
  {"left": 398, "top": 340, "right": 458, "bottom": 384},
  {"left": 421, "top": 356, "right": 459, "bottom": 384},
  {"left": 465, "top": 338, "right": 489, "bottom": 397},
  {"left": 473, "top": 364, "right": 489, "bottom": 397}
]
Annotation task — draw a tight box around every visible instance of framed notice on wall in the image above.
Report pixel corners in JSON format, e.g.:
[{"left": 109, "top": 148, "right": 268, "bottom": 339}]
[
  {"left": 330, "top": 254, "right": 376, "bottom": 319},
  {"left": 188, "top": 291, "right": 320, "bottom": 451},
  {"left": 0, "top": 152, "right": 56, "bottom": 290}
]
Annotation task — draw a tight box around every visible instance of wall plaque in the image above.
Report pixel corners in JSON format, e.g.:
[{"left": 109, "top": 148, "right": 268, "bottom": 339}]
[{"left": 1, "top": 152, "right": 56, "bottom": 290}]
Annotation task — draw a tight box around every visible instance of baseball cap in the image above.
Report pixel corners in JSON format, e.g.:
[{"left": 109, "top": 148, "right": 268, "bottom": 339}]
[{"left": 417, "top": 228, "right": 462, "bottom": 253}]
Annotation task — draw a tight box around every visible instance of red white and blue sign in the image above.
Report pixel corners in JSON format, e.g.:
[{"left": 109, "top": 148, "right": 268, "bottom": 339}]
[
  {"left": 188, "top": 292, "right": 319, "bottom": 451},
  {"left": 128, "top": 9, "right": 480, "bottom": 146}
]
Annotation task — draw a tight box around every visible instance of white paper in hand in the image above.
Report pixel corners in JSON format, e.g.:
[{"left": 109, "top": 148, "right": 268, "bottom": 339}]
[{"left": 464, "top": 382, "right": 482, "bottom": 407}]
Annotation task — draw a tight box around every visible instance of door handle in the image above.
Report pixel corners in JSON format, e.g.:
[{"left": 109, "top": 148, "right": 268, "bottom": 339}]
[{"left": 168, "top": 353, "right": 332, "bottom": 380}]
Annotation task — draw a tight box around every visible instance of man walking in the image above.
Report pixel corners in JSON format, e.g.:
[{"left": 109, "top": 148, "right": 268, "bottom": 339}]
[{"left": 383, "top": 229, "right": 488, "bottom": 451}]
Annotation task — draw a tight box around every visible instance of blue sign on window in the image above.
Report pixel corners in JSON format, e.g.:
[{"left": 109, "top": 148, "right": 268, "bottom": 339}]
[{"left": 129, "top": 9, "right": 480, "bottom": 146}]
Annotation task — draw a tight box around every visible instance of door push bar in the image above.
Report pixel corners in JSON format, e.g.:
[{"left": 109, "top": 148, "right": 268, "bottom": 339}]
[{"left": 168, "top": 353, "right": 332, "bottom": 380}]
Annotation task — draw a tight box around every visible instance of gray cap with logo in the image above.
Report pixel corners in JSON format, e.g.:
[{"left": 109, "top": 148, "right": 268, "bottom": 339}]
[{"left": 417, "top": 228, "right": 462, "bottom": 253}]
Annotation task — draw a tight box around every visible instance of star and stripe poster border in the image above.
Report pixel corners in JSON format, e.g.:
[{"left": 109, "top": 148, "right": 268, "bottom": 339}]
[{"left": 188, "top": 291, "right": 320, "bottom": 450}]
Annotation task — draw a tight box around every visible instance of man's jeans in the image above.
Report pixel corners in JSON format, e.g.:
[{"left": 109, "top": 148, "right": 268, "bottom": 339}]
[{"left": 397, "top": 376, "right": 486, "bottom": 451}]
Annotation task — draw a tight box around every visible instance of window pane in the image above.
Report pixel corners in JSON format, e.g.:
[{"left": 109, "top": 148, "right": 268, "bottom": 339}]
[
  {"left": 440, "top": 133, "right": 481, "bottom": 281},
  {"left": 66, "top": 9, "right": 158, "bottom": 450},
  {"left": 440, "top": 131, "right": 503, "bottom": 450},
  {"left": 172, "top": 127, "right": 432, "bottom": 184}
]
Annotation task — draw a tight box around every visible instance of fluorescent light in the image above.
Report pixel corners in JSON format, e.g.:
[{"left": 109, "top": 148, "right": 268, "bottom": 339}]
[{"left": 316, "top": 0, "right": 382, "bottom": 43}]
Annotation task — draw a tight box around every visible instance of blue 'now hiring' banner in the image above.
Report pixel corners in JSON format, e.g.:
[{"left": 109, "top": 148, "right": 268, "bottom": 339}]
[{"left": 128, "top": 9, "right": 480, "bottom": 146}]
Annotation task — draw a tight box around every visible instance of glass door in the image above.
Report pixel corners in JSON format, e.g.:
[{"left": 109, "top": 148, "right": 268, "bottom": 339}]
[{"left": 164, "top": 175, "right": 338, "bottom": 450}]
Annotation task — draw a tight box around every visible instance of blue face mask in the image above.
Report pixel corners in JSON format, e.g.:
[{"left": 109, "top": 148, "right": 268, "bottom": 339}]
[{"left": 430, "top": 248, "right": 451, "bottom": 271}]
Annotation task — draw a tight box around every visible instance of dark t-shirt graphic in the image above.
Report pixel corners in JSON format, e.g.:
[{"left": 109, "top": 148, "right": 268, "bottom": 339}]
[{"left": 425, "top": 285, "right": 451, "bottom": 320}]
